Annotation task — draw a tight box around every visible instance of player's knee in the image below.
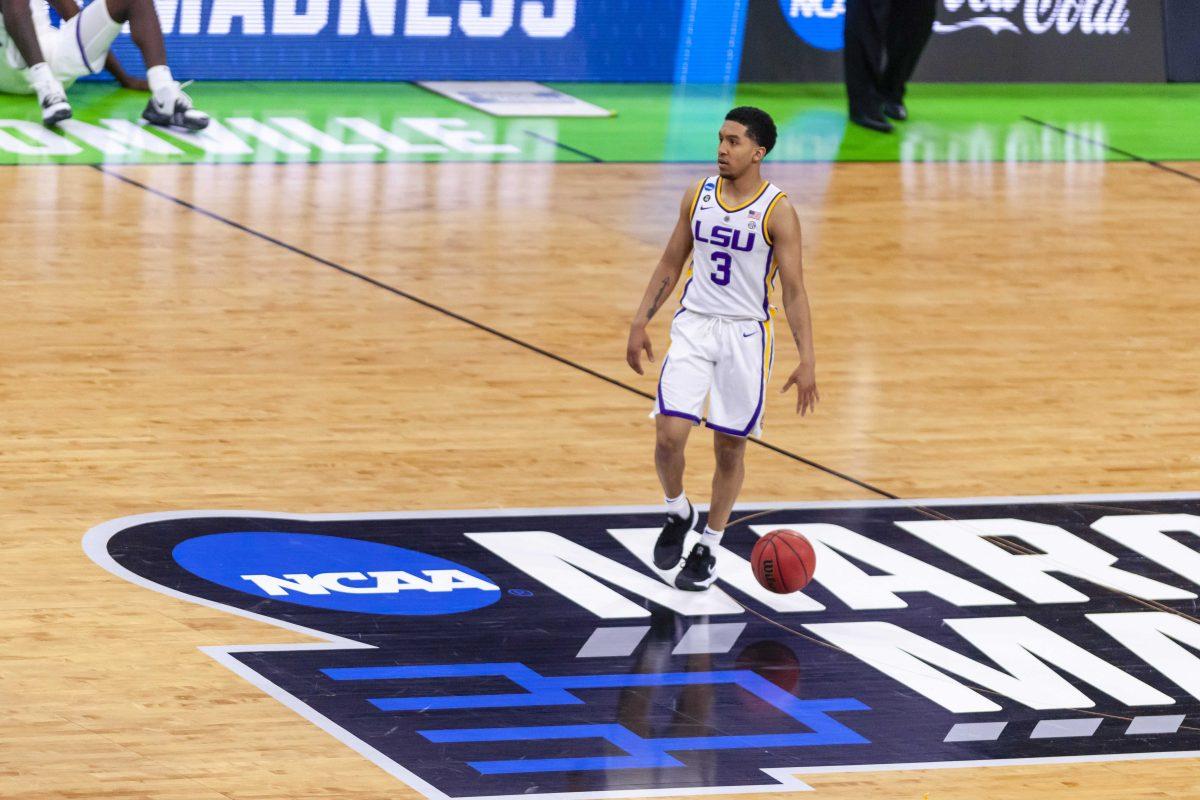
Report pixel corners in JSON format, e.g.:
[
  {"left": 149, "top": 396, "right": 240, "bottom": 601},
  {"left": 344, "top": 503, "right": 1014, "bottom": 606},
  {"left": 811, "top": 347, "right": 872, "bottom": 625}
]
[
  {"left": 104, "top": 0, "right": 133, "bottom": 23},
  {"left": 655, "top": 429, "right": 685, "bottom": 458},
  {"left": 713, "top": 437, "right": 746, "bottom": 472}
]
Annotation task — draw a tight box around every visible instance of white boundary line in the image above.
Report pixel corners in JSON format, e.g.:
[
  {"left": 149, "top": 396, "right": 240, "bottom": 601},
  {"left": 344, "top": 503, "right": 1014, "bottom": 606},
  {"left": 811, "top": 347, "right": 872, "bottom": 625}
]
[{"left": 81, "top": 492, "right": 1200, "bottom": 800}]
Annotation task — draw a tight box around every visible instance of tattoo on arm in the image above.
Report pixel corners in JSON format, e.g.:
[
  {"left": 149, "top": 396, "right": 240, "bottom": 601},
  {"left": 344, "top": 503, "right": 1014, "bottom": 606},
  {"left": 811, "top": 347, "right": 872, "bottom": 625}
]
[{"left": 646, "top": 277, "right": 670, "bottom": 321}]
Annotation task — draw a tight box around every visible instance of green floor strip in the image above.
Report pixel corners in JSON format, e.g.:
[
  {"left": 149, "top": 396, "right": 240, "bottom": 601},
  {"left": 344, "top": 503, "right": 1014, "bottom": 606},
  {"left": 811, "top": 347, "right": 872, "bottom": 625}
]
[{"left": 0, "top": 81, "right": 1196, "bottom": 166}]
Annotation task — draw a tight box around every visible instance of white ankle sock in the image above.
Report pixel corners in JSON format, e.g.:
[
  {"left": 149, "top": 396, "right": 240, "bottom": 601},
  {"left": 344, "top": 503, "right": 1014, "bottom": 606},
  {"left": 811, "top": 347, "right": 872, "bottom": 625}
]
[
  {"left": 147, "top": 65, "right": 174, "bottom": 97},
  {"left": 701, "top": 525, "right": 724, "bottom": 548},
  {"left": 665, "top": 492, "right": 689, "bottom": 518},
  {"left": 28, "top": 62, "right": 54, "bottom": 94}
]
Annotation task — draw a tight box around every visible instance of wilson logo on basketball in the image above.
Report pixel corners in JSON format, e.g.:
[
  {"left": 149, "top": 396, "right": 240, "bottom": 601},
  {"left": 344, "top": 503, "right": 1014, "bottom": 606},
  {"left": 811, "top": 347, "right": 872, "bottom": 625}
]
[{"left": 751, "top": 529, "right": 816, "bottom": 594}]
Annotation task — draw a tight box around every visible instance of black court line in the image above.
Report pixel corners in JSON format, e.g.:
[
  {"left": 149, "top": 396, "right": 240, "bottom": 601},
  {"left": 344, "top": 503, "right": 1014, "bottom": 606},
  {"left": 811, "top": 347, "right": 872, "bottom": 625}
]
[
  {"left": 90, "top": 163, "right": 894, "bottom": 500},
  {"left": 1023, "top": 116, "right": 1200, "bottom": 186},
  {"left": 522, "top": 130, "right": 603, "bottom": 163}
]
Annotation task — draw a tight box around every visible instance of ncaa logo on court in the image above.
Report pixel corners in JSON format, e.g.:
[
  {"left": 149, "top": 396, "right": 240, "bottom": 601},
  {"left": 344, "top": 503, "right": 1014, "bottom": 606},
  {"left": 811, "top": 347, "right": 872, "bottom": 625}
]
[
  {"left": 779, "top": 0, "right": 845, "bottom": 51},
  {"left": 172, "top": 532, "right": 500, "bottom": 615},
  {"left": 86, "top": 497, "right": 1200, "bottom": 799}
]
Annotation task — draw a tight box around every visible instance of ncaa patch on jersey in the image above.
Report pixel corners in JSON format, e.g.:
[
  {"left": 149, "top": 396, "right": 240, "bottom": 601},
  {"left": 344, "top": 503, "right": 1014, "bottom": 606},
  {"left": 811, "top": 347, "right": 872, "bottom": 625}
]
[{"left": 85, "top": 495, "right": 1200, "bottom": 798}]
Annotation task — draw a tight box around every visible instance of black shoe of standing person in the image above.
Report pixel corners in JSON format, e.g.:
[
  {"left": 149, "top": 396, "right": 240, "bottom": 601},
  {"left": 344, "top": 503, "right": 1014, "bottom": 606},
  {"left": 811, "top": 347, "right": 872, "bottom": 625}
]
[
  {"left": 849, "top": 110, "right": 894, "bottom": 134},
  {"left": 653, "top": 501, "right": 698, "bottom": 570},
  {"left": 675, "top": 543, "right": 717, "bottom": 591},
  {"left": 883, "top": 101, "right": 908, "bottom": 121}
]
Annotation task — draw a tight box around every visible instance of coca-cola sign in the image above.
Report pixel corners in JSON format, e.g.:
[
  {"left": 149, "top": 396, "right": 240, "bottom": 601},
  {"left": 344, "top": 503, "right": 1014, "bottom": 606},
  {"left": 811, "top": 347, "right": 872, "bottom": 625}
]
[
  {"left": 748, "top": 0, "right": 1164, "bottom": 82},
  {"left": 779, "top": 0, "right": 1131, "bottom": 48},
  {"left": 934, "top": 0, "right": 1131, "bottom": 36}
]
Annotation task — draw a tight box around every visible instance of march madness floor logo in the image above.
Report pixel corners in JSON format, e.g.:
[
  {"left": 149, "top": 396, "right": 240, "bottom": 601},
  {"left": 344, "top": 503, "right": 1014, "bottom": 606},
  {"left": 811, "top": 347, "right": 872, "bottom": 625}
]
[{"left": 85, "top": 495, "right": 1200, "bottom": 798}]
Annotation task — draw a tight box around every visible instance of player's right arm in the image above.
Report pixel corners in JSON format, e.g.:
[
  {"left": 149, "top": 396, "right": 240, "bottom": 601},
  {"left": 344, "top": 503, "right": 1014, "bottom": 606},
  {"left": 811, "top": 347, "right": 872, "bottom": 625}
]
[{"left": 625, "top": 182, "right": 699, "bottom": 375}]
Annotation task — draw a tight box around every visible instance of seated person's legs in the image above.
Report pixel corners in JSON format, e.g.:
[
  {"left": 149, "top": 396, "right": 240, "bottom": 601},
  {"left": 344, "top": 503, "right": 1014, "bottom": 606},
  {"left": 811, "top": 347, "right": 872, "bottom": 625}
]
[
  {"left": 0, "top": 0, "right": 209, "bottom": 129},
  {"left": 0, "top": 0, "right": 71, "bottom": 124},
  {"left": 58, "top": 0, "right": 208, "bottom": 130}
]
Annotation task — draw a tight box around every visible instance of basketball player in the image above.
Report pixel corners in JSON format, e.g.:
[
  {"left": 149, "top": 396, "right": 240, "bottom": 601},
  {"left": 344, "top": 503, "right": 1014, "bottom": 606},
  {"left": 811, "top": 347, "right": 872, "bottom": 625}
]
[
  {"left": 0, "top": 0, "right": 208, "bottom": 129},
  {"left": 626, "top": 106, "right": 818, "bottom": 591}
]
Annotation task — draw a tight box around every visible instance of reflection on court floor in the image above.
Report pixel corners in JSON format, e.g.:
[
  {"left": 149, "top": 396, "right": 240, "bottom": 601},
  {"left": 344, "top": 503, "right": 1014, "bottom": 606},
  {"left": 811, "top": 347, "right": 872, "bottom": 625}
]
[{"left": 1, "top": 83, "right": 1196, "bottom": 165}]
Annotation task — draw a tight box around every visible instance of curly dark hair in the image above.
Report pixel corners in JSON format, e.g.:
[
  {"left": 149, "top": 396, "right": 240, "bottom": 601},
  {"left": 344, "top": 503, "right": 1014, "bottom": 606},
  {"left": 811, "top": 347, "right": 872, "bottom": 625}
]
[{"left": 724, "top": 106, "right": 777, "bottom": 154}]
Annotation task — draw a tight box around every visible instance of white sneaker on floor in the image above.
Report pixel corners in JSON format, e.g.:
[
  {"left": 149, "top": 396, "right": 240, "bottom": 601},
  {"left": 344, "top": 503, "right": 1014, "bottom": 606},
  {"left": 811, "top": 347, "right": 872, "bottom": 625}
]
[
  {"left": 142, "top": 83, "right": 209, "bottom": 131},
  {"left": 36, "top": 79, "right": 72, "bottom": 127}
]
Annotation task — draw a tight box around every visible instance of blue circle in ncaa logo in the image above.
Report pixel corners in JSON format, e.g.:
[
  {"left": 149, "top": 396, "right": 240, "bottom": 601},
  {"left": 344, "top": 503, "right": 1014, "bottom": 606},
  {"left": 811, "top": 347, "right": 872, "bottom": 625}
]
[
  {"left": 779, "top": 0, "right": 845, "bottom": 51},
  {"left": 173, "top": 532, "right": 501, "bottom": 615}
]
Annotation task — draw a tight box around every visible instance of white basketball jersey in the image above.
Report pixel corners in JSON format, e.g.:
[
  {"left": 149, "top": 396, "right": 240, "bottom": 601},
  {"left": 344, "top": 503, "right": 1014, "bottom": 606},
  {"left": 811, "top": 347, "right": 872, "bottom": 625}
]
[{"left": 679, "top": 176, "right": 787, "bottom": 322}]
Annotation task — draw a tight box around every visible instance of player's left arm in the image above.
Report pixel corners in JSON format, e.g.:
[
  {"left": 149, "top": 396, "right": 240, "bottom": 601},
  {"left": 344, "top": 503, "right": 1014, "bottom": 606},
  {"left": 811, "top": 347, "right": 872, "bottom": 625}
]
[
  {"left": 768, "top": 196, "right": 819, "bottom": 416},
  {"left": 103, "top": 53, "right": 148, "bottom": 91}
]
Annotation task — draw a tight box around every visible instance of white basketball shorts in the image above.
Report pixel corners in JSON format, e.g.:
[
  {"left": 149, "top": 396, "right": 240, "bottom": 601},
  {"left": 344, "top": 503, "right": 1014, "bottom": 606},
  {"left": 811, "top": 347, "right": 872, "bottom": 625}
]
[
  {"left": 651, "top": 308, "right": 775, "bottom": 438},
  {"left": 0, "top": 0, "right": 122, "bottom": 96}
]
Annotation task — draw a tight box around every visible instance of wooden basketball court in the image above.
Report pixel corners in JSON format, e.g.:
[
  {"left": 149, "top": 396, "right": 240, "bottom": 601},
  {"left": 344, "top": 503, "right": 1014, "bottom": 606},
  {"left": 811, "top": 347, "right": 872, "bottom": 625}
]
[{"left": 5, "top": 147, "right": 1200, "bottom": 799}]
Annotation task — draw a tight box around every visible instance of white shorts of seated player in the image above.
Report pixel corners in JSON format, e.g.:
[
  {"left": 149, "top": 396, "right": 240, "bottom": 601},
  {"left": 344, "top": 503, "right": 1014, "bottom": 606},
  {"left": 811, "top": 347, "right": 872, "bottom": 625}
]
[
  {"left": 0, "top": 0, "right": 121, "bottom": 95},
  {"left": 652, "top": 308, "right": 775, "bottom": 438}
]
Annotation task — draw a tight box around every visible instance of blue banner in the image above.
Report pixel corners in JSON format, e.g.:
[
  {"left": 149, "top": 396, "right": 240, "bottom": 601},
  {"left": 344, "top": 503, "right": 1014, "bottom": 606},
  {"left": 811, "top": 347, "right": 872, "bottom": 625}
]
[
  {"left": 84, "top": 0, "right": 1180, "bottom": 84},
  {"left": 103, "top": 0, "right": 750, "bottom": 82}
]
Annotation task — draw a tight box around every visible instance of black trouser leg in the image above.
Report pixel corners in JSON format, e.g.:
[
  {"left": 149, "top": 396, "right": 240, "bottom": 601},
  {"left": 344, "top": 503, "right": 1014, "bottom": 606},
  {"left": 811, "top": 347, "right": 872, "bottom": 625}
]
[
  {"left": 879, "top": 0, "right": 938, "bottom": 104},
  {"left": 843, "top": 0, "right": 889, "bottom": 116}
]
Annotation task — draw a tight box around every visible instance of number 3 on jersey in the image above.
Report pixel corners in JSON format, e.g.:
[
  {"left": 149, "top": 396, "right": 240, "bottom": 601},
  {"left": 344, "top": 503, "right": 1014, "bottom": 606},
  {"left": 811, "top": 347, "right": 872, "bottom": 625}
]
[{"left": 710, "top": 251, "right": 732, "bottom": 286}]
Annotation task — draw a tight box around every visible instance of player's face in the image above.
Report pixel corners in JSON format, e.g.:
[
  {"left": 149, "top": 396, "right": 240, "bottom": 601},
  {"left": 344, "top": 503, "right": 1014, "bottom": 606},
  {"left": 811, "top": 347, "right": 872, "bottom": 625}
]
[{"left": 717, "top": 121, "right": 765, "bottom": 179}]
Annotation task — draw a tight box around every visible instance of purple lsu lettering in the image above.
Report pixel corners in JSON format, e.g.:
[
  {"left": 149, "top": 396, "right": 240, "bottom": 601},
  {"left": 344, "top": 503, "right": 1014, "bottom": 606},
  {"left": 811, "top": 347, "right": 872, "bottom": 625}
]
[{"left": 694, "top": 221, "right": 756, "bottom": 252}]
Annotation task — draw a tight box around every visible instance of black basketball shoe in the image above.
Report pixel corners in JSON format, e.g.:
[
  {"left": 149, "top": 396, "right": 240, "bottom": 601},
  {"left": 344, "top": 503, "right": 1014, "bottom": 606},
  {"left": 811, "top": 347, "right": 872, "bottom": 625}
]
[
  {"left": 40, "top": 90, "right": 71, "bottom": 127},
  {"left": 653, "top": 501, "right": 698, "bottom": 570},
  {"left": 142, "top": 85, "right": 210, "bottom": 131},
  {"left": 675, "top": 542, "right": 717, "bottom": 591}
]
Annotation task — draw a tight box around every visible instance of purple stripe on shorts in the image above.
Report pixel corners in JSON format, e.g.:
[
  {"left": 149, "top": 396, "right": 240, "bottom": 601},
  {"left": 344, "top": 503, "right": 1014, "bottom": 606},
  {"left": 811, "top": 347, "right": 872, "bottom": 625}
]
[
  {"left": 708, "top": 320, "right": 766, "bottom": 438},
  {"left": 655, "top": 354, "right": 701, "bottom": 424},
  {"left": 75, "top": 6, "right": 98, "bottom": 75},
  {"left": 747, "top": 320, "right": 767, "bottom": 430},
  {"left": 656, "top": 355, "right": 670, "bottom": 415},
  {"left": 705, "top": 420, "right": 749, "bottom": 437}
]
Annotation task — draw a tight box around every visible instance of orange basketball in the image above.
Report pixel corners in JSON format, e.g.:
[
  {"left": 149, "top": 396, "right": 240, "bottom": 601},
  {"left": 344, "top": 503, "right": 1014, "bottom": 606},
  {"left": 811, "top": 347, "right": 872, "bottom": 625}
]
[{"left": 751, "top": 530, "right": 816, "bottom": 594}]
